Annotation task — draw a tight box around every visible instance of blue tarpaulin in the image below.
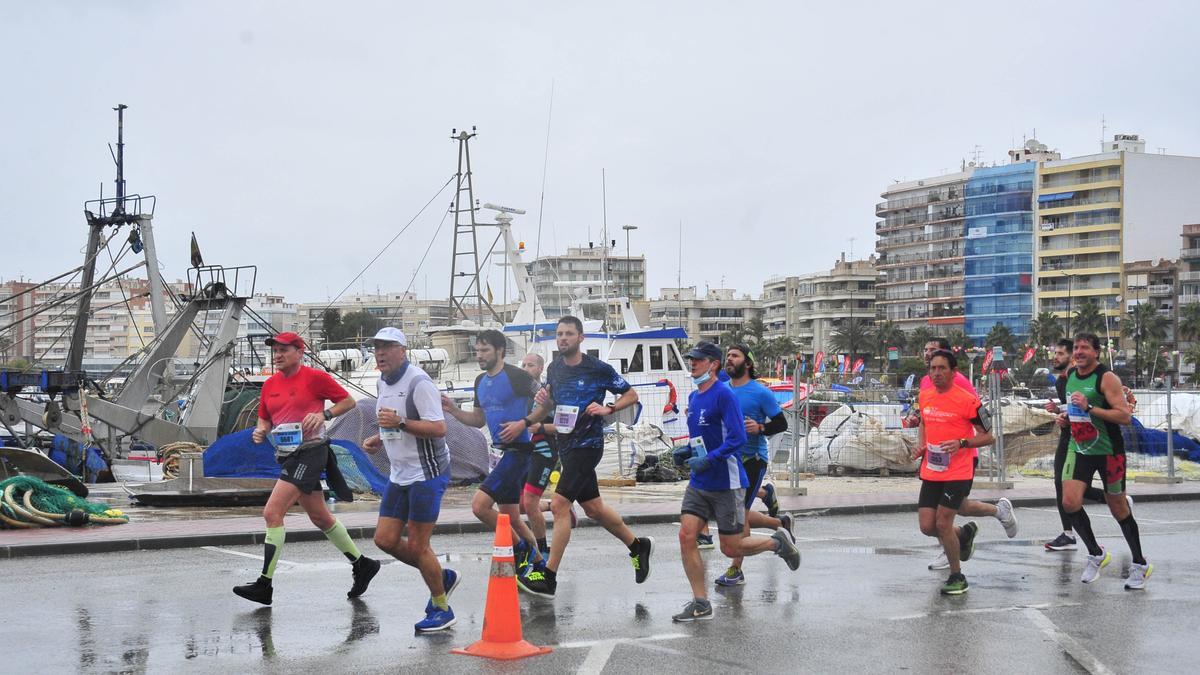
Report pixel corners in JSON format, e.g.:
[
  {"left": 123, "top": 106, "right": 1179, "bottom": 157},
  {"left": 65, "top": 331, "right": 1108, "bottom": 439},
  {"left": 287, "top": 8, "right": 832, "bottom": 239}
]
[
  {"left": 202, "top": 428, "right": 388, "bottom": 495},
  {"left": 1123, "top": 418, "right": 1200, "bottom": 462}
]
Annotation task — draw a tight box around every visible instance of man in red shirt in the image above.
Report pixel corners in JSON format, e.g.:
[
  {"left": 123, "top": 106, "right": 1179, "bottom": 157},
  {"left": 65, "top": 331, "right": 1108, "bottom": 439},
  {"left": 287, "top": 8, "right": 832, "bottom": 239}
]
[
  {"left": 232, "top": 332, "right": 380, "bottom": 605},
  {"left": 913, "top": 350, "right": 994, "bottom": 595}
]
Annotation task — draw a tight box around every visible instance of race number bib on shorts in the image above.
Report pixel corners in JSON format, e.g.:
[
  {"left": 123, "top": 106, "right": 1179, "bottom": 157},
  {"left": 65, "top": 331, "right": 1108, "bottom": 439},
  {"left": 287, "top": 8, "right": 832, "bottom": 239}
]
[
  {"left": 488, "top": 445, "right": 504, "bottom": 471},
  {"left": 554, "top": 405, "right": 580, "bottom": 433},
  {"left": 688, "top": 436, "right": 708, "bottom": 460},
  {"left": 925, "top": 443, "right": 950, "bottom": 472},
  {"left": 1067, "top": 402, "right": 1090, "bottom": 423},
  {"left": 269, "top": 423, "right": 303, "bottom": 453}
]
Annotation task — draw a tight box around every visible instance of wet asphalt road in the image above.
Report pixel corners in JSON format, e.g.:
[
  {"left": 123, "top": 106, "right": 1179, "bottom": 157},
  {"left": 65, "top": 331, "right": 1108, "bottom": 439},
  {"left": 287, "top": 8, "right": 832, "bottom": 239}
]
[{"left": 3, "top": 501, "right": 1198, "bottom": 674}]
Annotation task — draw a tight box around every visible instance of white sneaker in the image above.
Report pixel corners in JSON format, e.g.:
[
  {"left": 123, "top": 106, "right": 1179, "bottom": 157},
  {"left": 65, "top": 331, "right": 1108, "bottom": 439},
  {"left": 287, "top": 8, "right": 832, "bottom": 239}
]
[
  {"left": 928, "top": 551, "right": 949, "bottom": 570},
  {"left": 1081, "top": 549, "right": 1111, "bottom": 584},
  {"left": 1125, "top": 561, "right": 1153, "bottom": 590},
  {"left": 995, "top": 498, "right": 1018, "bottom": 538},
  {"left": 1125, "top": 494, "right": 1134, "bottom": 514}
]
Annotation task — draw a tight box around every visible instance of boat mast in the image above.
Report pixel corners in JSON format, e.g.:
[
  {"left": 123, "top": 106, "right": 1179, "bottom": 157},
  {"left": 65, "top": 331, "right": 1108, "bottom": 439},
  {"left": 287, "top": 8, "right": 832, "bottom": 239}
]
[{"left": 447, "top": 128, "right": 501, "bottom": 324}]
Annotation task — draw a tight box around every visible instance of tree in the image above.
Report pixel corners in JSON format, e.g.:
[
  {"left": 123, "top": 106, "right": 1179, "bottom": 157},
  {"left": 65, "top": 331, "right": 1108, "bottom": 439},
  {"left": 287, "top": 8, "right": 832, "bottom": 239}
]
[
  {"left": 0, "top": 335, "right": 11, "bottom": 364},
  {"left": 873, "top": 320, "right": 906, "bottom": 373},
  {"left": 327, "top": 310, "right": 384, "bottom": 347},
  {"left": 829, "top": 319, "right": 876, "bottom": 361},
  {"left": 742, "top": 316, "right": 765, "bottom": 345},
  {"left": 321, "top": 309, "right": 342, "bottom": 348},
  {"left": 1178, "top": 302, "right": 1200, "bottom": 345},
  {"left": 5, "top": 357, "right": 31, "bottom": 372},
  {"left": 985, "top": 323, "right": 1018, "bottom": 355},
  {"left": 1072, "top": 299, "right": 1105, "bottom": 335},
  {"left": 755, "top": 336, "right": 799, "bottom": 377},
  {"left": 946, "top": 329, "right": 972, "bottom": 353},
  {"left": 907, "top": 326, "right": 934, "bottom": 357},
  {"left": 1185, "top": 343, "right": 1200, "bottom": 385},
  {"left": 1123, "top": 302, "right": 1169, "bottom": 386},
  {"left": 1028, "top": 311, "right": 1063, "bottom": 348}
]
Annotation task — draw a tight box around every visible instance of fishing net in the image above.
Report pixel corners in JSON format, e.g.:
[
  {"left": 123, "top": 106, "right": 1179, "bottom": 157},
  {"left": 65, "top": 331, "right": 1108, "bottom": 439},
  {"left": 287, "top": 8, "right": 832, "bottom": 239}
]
[{"left": 0, "top": 476, "right": 129, "bottom": 529}]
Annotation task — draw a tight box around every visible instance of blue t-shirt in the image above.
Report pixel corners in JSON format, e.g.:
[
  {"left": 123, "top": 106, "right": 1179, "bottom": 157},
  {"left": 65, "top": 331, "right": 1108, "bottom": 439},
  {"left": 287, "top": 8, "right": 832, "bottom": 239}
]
[
  {"left": 730, "top": 379, "right": 783, "bottom": 461},
  {"left": 685, "top": 380, "right": 749, "bottom": 491},
  {"left": 473, "top": 364, "right": 537, "bottom": 447},
  {"left": 547, "top": 353, "right": 632, "bottom": 449}
]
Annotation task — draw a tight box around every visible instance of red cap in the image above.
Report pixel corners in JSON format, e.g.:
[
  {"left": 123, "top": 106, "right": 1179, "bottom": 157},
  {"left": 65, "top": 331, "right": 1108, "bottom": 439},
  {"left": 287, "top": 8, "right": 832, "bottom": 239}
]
[{"left": 265, "top": 332, "right": 306, "bottom": 350}]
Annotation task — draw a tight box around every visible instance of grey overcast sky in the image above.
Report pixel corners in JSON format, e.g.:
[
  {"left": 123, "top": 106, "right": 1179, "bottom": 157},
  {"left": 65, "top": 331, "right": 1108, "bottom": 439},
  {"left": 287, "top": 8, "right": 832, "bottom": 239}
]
[{"left": 3, "top": 1, "right": 1199, "bottom": 306}]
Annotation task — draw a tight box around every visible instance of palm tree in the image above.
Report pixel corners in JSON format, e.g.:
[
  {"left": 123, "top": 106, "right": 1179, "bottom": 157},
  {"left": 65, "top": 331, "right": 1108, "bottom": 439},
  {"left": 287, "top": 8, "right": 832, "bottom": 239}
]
[
  {"left": 1178, "top": 302, "right": 1200, "bottom": 345},
  {"left": 873, "top": 320, "right": 906, "bottom": 372},
  {"left": 829, "top": 319, "right": 876, "bottom": 364},
  {"left": 1184, "top": 343, "right": 1200, "bottom": 385},
  {"left": 1072, "top": 299, "right": 1105, "bottom": 335},
  {"left": 946, "top": 329, "right": 972, "bottom": 353},
  {"left": 1124, "top": 302, "right": 1169, "bottom": 386},
  {"left": 907, "top": 326, "right": 934, "bottom": 356},
  {"left": 985, "top": 323, "right": 1018, "bottom": 355},
  {"left": 1028, "top": 311, "right": 1063, "bottom": 348}
]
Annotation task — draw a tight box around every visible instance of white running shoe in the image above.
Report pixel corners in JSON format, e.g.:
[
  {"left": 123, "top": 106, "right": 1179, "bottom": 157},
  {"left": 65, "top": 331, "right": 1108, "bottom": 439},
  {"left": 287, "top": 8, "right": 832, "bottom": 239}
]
[
  {"left": 1081, "top": 548, "right": 1111, "bottom": 584},
  {"left": 995, "top": 497, "right": 1018, "bottom": 538},
  {"left": 1125, "top": 494, "right": 1134, "bottom": 514},
  {"left": 1125, "top": 561, "right": 1152, "bottom": 590},
  {"left": 928, "top": 551, "right": 950, "bottom": 570}
]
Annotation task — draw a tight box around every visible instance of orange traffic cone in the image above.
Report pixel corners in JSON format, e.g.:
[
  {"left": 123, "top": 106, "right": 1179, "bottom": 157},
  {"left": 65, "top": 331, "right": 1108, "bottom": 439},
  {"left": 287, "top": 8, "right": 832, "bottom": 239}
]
[{"left": 451, "top": 513, "right": 552, "bottom": 660}]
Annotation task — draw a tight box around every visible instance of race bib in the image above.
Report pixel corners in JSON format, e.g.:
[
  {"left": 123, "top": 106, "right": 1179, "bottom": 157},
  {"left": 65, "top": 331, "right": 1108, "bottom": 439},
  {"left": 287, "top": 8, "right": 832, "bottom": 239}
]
[
  {"left": 689, "top": 436, "right": 708, "bottom": 460},
  {"left": 269, "top": 423, "right": 303, "bottom": 454},
  {"left": 488, "top": 445, "right": 504, "bottom": 471},
  {"left": 925, "top": 443, "right": 950, "bottom": 472},
  {"left": 554, "top": 405, "right": 580, "bottom": 433},
  {"left": 1067, "top": 402, "right": 1090, "bottom": 423},
  {"left": 380, "top": 425, "right": 405, "bottom": 442}
]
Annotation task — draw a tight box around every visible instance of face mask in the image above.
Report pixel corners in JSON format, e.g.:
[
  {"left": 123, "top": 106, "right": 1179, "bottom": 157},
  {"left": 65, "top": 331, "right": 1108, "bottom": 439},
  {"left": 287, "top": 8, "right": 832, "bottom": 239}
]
[{"left": 692, "top": 372, "right": 712, "bottom": 386}]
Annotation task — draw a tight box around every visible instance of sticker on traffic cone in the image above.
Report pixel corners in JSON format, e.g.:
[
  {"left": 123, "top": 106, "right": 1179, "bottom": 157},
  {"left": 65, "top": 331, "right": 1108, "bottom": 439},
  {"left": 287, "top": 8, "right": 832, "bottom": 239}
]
[{"left": 451, "top": 513, "right": 551, "bottom": 660}]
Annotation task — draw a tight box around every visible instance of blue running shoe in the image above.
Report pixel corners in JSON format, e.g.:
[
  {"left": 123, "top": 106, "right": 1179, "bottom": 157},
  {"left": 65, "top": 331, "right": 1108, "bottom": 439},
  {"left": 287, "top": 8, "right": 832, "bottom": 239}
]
[
  {"left": 415, "top": 605, "right": 457, "bottom": 632},
  {"left": 762, "top": 483, "right": 780, "bottom": 518},
  {"left": 715, "top": 566, "right": 745, "bottom": 587},
  {"left": 426, "top": 568, "right": 461, "bottom": 613}
]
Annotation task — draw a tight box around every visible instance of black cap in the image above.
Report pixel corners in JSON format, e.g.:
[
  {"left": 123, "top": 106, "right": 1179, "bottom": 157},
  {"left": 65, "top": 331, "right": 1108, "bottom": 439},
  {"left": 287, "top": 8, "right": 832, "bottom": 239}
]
[{"left": 684, "top": 341, "right": 722, "bottom": 361}]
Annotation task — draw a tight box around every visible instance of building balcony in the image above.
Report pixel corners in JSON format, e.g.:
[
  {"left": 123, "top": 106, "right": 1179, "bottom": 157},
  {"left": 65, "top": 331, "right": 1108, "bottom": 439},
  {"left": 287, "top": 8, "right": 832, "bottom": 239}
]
[
  {"left": 1039, "top": 236, "right": 1121, "bottom": 252},
  {"left": 1147, "top": 284, "right": 1175, "bottom": 297},
  {"left": 1180, "top": 294, "right": 1200, "bottom": 305},
  {"left": 1181, "top": 248, "right": 1200, "bottom": 260},
  {"left": 1178, "top": 271, "right": 1200, "bottom": 282}
]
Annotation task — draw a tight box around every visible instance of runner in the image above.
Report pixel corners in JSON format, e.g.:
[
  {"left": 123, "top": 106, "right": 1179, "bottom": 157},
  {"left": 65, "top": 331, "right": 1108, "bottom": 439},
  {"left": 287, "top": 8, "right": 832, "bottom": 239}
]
[
  {"left": 915, "top": 338, "right": 1018, "bottom": 571},
  {"left": 441, "top": 330, "right": 546, "bottom": 573},
  {"left": 672, "top": 342, "right": 800, "bottom": 621},
  {"left": 518, "top": 352, "right": 575, "bottom": 559},
  {"left": 516, "top": 316, "right": 653, "bottom": 598},
  {"left": 714, "top": 344, "right": 795, "bottom": 587},
  {"left": 1057, "top": 333, "right": 1151, "bottom": 589},
  {"left": 1043, "top": 338, "right": 1108, "bottom": 550},
  {"left": 361, "top": 327, "right": 459, "bottom": 631},
  {"left": 913, "top": 349, "right": 994, "bottom": 595},
  {"left": 233, "top": 332, "right": 379, "bottom": 605}
]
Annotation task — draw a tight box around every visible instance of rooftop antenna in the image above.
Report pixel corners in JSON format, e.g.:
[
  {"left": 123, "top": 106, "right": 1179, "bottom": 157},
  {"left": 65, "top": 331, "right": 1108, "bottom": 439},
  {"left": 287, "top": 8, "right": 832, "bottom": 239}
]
[
  {"left": 848, "top": 236, "right": 856, "bottom": 260},
  {"left": 1100, "top": 115, "right": 1107, "bottom": 151},
  {"left": 446, "top": 126, "right": 500, "bottom": 324}
]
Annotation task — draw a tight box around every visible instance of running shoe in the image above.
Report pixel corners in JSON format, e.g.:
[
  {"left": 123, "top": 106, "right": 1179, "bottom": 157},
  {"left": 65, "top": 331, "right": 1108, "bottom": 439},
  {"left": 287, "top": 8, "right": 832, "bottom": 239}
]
[
  {"left": 518, "top": 568, "right": 557, "bottom": 598},
  {"left": 772, "top": 527, "right": 801, "bottom": 570},
  {"left": 928, "top": 551, "right": 950, "bottom": 570},
  {"left": 994, "top": 498, "right": 1018, "bottom": 538},
  {"left": 779, "top": 513, "right": 795, "bottom": 543},
  {"left": 958, "top": 521, "right": 978, "bottom": 562},
  {"left": 631, "top": 537, "right": 654, "bottom": 583},
  {"left": 1124, "top": 561, "right": 1153, "bottom": 590},
  {"left": 425, "top": 568, "right": 461, "bottom": 613},
  {"left": 1081, "top": 548, "right": 1111, "bottom": 584},
  {"left": 696, "top": 533, "right": 715, "bottom": 550},
  {"left": 762, "top": 483, "right": 780, "bottom": 518},
  {"left": 671, "top": 599, "right": 714, "bottom": 622},
  {"left": 414, "top": 605, "right": 457, "bottom": 632},
  {"left": 233, "top": 576, "right": 273, "bottom": 606},
  {"left": 1044, "top": 533, "right": 1078, "bottom": 551},
  {"left": 348, "top": 555, "right": 380, "bottom": 599},
  {"left": 514, "top": 540, "right": 532, "bottom": 571},
  {"left": 1126, "top": 494, "right": 1134, "bottom": 514},
  {"left": 715, "top": 566, "right": 746, "bottom": 587},
  {"left": 940, "top": 572, "right": 969, "bottom": 595}
]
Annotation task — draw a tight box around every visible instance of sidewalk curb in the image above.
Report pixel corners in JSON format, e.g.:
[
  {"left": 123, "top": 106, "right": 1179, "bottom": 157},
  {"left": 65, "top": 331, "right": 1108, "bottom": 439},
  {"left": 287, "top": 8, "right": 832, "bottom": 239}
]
[{"left": 3, "top": 490, "right": 1198, "bottom": 560}]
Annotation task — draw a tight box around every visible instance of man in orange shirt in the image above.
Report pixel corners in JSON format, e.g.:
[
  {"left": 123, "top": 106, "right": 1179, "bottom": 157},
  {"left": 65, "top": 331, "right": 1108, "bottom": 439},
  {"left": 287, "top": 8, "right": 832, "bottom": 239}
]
[{"left": 913, "top": 350, "right": 994, "bottom": 595}]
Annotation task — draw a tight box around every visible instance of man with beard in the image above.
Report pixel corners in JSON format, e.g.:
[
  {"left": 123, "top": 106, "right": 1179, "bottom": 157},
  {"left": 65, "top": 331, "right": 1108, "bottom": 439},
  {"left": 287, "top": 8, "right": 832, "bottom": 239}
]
[
  {"left": 713, "top": 344, "right": 795, "bottom": 587},
  {"left": 442, "top": 330, "right": 547, "bottom": 573},
  {"left": 1058, "top": 333, "right": 1150, "bottom": 588},
  {"left": 517, "top": 316, "right": 653, "bottom": 598}
]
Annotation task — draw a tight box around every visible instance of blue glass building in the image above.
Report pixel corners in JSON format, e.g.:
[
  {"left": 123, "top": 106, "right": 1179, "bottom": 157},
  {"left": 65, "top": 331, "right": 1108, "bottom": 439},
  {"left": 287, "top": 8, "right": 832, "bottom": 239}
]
[{"left": 963, "top": 163, "right": 1035, "bottom": 345}]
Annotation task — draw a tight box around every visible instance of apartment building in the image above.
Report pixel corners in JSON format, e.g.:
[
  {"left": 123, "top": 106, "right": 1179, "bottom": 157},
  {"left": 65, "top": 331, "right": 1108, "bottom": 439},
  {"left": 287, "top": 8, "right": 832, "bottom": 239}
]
[{"left": 648, "top": 287, "right": 759, "bottom": 344}]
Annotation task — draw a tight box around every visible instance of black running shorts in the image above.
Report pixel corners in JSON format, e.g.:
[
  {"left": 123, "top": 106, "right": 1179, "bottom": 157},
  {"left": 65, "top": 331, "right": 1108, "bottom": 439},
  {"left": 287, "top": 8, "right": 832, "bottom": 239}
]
[
  {"left": 917, "top": 478, "right": 973, "bottom": 511},
  {"left": 556, "top": 445, "right": 604, "bottom": 504},
  {"left": 278, "top": 441, "right": 329, "bottom": 495}
]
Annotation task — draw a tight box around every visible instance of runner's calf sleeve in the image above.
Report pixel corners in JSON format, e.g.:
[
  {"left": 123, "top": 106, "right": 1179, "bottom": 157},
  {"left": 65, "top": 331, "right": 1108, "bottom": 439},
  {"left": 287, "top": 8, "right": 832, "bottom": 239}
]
[
  {"left": 323, "top": 520, "right": 362, "bottom": 562},
  {"left": 262, "top": 526, "right": 285, "bottom": 579},
  {"left": 1117, "top": 514, "right": 1146, "bottom": 565},
  {"left": 1070, "top": 509, "right": 1103, "bottom": 557}
]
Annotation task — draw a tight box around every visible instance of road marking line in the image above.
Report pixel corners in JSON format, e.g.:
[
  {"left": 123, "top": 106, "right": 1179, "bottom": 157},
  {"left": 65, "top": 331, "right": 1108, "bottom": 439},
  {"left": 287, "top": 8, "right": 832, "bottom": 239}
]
[
  {"left": 577, "top": 639, "right": 618, "bottom": 675},
  {"left": 889, "top": 602, "right": 1079, "bottom": 621},
  {"left": 1024, "top": 608, "right": 1115, "bottom": 675},
  {"left": 558, "top": 632, "right": 688, "bottom": 650},
  {"left": 201, "top": 545, "right": 297, "bottom": 567}
]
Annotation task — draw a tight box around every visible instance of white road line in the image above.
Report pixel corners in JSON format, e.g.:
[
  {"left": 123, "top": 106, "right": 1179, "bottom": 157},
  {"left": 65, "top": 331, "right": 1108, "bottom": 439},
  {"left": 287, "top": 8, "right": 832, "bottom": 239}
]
[
  {"left": 558, "top": 632, "right": 688, "bottom": 650},
  {"left": 201, "top": 545, "right": 297, "bottom": 567},
  {"left": 1024, "top": 608, "right": 1115, "bottom": 675},
  {"left": 576, "top": 639, "right": 619, "bottom": 675},
  {"left": 888, "top": 602, "right": 1080, "bottom": 621}
]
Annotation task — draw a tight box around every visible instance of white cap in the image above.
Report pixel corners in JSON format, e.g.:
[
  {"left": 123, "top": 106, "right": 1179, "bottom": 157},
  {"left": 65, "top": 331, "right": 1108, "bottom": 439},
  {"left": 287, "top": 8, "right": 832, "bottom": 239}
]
[{"left": 372, "top": 326, "right": 408, "bottom": 346}]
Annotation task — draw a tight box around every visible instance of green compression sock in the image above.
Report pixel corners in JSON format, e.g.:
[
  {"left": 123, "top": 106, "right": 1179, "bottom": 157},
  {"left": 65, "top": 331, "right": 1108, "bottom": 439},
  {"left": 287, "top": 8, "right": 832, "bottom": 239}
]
[
  {"left": 262, "top": 526, "right": 285, "bottom": 579},
  {"left": 431, "top": 594, "right": 449, "bottom": 610},
  {"left": 323, "top": 519, "right": 362, "bottom": 562}
]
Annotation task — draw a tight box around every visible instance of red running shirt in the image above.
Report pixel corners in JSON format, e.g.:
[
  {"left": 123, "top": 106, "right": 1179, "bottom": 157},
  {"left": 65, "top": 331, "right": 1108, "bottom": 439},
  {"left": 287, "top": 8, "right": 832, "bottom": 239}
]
[{"left": 258, "top": 366, "right": 350, "bottom": 441}]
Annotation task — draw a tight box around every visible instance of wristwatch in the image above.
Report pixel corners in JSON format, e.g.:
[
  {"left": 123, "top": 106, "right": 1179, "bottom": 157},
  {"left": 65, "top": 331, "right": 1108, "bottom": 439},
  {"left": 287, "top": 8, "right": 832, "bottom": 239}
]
[
  {"left": 1085, "top": 404, "right": 1094, "bottom": 413},
  {"left": 606, "top": 403, "right": 618, "bottom": 414},
  {"left": 322, "top": 409, "right": 333, "bottom": 421},
  {"left": 958, "top": 438, "right": 968, "bottom": 449}
]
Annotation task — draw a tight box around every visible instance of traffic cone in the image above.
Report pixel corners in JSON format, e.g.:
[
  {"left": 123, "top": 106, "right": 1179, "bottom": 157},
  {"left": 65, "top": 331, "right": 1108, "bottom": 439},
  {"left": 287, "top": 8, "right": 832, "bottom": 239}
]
[{"left": 451, "top": 513, "right": 551, "bottom": 660}]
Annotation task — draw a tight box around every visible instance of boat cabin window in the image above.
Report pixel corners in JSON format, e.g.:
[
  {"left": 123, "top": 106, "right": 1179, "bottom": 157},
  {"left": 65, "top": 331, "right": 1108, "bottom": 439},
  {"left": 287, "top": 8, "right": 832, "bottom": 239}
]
[
  {"left": 649, "top": 345, "right": 664, "bottom": 371},
  {"left": 667, "top": 345, "right": 683, "bottom": 371},
  {"left": 623, "top": 345, "right": 645, "bottom": 374},
  {"left": 587, "top": 349, "right": 600, "bottom": 359}
]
